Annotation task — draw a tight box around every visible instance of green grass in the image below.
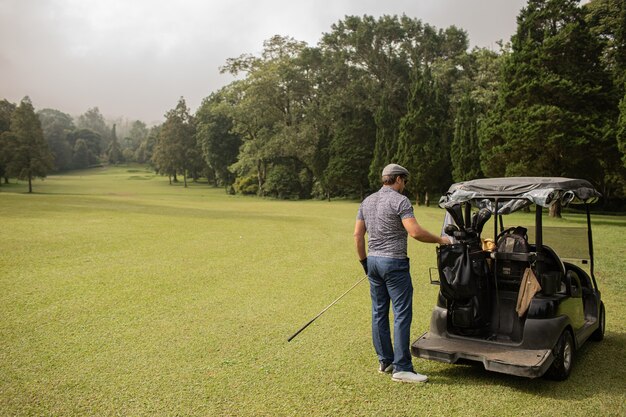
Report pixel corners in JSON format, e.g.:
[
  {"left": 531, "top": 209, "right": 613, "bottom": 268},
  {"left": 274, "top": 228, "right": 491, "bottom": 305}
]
[{"left": 1, "top": 165, "right": 625, "bottom": 416}]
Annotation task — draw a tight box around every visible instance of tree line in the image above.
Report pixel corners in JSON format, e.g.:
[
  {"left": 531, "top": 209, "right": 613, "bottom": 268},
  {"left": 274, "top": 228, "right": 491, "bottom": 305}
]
[{"left": 1, "top": 0, "right": 625, "bottom": 208}]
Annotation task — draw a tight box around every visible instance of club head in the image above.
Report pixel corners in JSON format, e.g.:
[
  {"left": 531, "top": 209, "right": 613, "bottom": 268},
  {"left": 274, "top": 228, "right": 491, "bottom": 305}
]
[
  {"left": 453, "top": 230, "right": 467, "bottom": 240},
  {"left": 474, "top": 208, "right": 492, "bottom": 235},
  {"left": 446, "top": 204, "right": 465, "bottom": 230},
  {"left": 444, "top": 224, "right": 459, "bottom": 236}
]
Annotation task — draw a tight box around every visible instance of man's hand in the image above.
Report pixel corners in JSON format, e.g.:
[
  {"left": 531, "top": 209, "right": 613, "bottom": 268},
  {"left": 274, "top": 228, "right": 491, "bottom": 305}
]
[
  {"left": 360, "top": 258, "right": 368, "bottom": 275},
  {"left": 440, "top": 236, "right": 452, "bottom": 245}
]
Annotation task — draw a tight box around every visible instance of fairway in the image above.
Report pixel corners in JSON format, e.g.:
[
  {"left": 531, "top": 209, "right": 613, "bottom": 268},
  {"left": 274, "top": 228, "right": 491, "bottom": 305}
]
[{"left": 1, "top": 166, "right": 625, "bottom": 416}]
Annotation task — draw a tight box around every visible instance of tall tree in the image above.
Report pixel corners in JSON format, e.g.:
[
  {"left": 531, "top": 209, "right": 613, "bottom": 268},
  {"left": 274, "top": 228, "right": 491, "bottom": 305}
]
[
  {"left": 72, "top": 139, "right": 90, "bottom": 169},
  {"left": 135, "top": 125, "right": 159, "bottom": 164},
  {"left": 323, "top": 107, "right": 377, "bottom": 199},
  {"left": 2, "top": 97, "right": 53, "bottom": 193},
  {"left": 221, "top": 36, "right": 311, "bottom": 197},
  {"left": 449, "top": 47, "right": 503, "bottom": 180},
  {"left": 321, "top": 15, "right": 416, "bottom": 189},
  {"left": 320, "top": 15, "right": 468, "bottom": 192},
  {"left": 451, "top": 93, "right": 482, "bottom": 181},
  {"left": 479, "top": 0, "right": 617, "bottom": 213},
  {"left": 118, "top": 120, "right": 148, "bottom": 163},
  {"left": 618, "top": 93, "right": 626, "bottom": 168},
  {"left": 76, "top": 107, "right": 109, "bottom": 155},
  {"left": 68, "top": 129, "right": 102, "bottom": 168},
  {"left": 395, "top": 67, "right": 451, "bottom": 205},
  {"left": 584, "top": 0, "right": 626, "bottom": 95},
  {"left": 152, "top": 97, "right": 200, "bottom": 187},
  {"left": 106, "top": 124, "right": 123, "bottom": 164},
  {"left": 195, "top": 88, "right": 242, "bottom": 188},
  {"left": 38, "top": 108, "right": 75, "bottom": 171},
  {"left": 315, "top": 43, "right": 375, "bottom": 199},
  {"left": 584, "top": 0, "right": 626, "bottom": 190},
  {"left": 0, "top": 99, "right": 16, "bottom": 184}
]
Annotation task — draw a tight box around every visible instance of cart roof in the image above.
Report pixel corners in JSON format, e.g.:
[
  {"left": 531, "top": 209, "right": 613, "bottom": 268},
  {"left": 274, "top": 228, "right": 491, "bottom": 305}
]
[{"left": 439, "top": 177, "right": 601, "bottom": 213}]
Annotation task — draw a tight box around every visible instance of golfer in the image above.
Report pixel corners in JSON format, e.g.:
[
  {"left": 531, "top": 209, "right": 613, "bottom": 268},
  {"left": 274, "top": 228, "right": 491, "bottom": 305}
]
[{"left": 354, "top": 163, "right": 450, "bottom": 383}]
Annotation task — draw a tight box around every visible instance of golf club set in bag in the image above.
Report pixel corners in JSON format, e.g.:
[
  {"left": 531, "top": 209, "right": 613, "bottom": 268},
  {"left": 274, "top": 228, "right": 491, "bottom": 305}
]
[{"left": 438, "top": 205, "right": 493, "bottom": 336}]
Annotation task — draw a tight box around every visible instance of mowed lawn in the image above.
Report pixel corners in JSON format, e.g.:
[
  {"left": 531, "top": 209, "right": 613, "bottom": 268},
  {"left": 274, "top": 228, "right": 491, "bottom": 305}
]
[{"left": 1, "top": 166, "right": 624, "bottom": 416}]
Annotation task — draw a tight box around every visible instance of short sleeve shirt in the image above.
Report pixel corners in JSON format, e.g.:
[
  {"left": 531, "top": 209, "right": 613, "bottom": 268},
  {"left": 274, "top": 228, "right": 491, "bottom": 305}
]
[{"left": 356, "top": 186, "right": 415, "bottom": 258}]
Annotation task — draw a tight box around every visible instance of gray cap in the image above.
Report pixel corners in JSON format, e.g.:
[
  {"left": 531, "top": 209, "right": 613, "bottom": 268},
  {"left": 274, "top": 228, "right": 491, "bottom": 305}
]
[{"left": 382, "top": 163, "right": 409, "bottom": 177}]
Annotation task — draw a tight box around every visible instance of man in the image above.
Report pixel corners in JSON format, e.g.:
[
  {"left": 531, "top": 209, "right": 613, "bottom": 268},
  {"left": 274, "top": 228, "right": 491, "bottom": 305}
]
[{"left": 354, "top": 163, "right": 450, "bottom": 383}]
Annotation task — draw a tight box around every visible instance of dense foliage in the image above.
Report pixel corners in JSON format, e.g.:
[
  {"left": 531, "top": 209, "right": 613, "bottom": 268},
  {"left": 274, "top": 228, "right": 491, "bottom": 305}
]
[{"left": 1, "top": 0, "right": 624, "bottom": 207}]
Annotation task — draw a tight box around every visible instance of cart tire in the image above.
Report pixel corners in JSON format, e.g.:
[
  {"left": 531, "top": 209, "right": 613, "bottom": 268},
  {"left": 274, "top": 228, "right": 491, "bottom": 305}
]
[
  {"left": 591, "top": 302, "right": 605, "bottom": 341},
  {"left": 545, "top": 330, "right": 574, "bottom": 381}
]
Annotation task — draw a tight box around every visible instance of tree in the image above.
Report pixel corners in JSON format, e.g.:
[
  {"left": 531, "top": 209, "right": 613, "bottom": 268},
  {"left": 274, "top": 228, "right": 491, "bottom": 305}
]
[
  {"left": 135, "top": 125, "right": 159, "bottom": 164},
  {"left": 68, "top": 129, "right": 102, "bottom": 168},
  {"left": 320, "top": 15, "right": 468, "bottom": 193},
  {"left": 584, "top": 0, "right": 626, "bottom": 193},
  {"left": 321, "top": 15, "right": 419, "bottom": 189},
  {"left": 584, "top": 0, "right": 626, "bottom": 95},
  {"left": 123, "top": 120, "right": 148, "bottom": 161},
  {"left": 2, "top": 97, "right": 53, "bottom": 193},
  {"left": 152, "top": 97, "right": 200, "bottom": 187},
  {"left": 195, "top": 88, "right": 242, "bottom": 188},
  {"left": 38, "top": 108, "right": 75, "bottom": 171},
  {"left": 106, "top": 124, "right": 123, "bottom": 164},
  {"left": 221, "top": 36, "right": 313, "bottom": 197},
  {"left": 76, "top": 107, "right": 109, "bottom": 156},
  {"left": 0, "top": 99, "right": 16, "bottom": 184},
  {"left": 479, "top": 0, "right": 617, "bottom": 214},
  {"left": 323, "top": 107, "right": 377, "bottom": 199},
  {"left": 618, "top": 93, "right": 626, "bottom": 168},
  {"left": 451, "top": 93, "right": 482, "bottom": 181},
  {"left": 72, "top": 139, "right": 90, "bottom": 169},
  {"left": 395, "top": 67, "right": 451, "bottom": 205}
]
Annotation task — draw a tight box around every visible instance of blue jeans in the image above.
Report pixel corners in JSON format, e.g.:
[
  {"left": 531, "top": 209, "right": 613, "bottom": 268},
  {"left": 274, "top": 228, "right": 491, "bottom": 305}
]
[{"left": 367, "top": 256, "right": 414, "bottom": 372}]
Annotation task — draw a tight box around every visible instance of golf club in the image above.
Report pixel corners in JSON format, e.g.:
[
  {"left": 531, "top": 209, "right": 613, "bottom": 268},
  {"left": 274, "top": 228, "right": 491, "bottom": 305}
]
[
  {"left": 446, "top": 204, "right": 465, "bottom": 230},
  {"left": 287, "top": 275, "right": 367, "bottom": 342},
  {"left": 444, "top": 224, "right": 459, "bottom": 236},
  {"left": 474, "top": 208, "right": 492, "bottom": 235}
]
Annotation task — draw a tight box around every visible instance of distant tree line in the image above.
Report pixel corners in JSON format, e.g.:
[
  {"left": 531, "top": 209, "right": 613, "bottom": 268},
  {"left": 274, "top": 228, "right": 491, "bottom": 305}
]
[
  {"left": 1, "top": 0, "right": 625, "bottom": 207},
  {"left": 0, "top": 100, "right": 159, "bottom": 192}
]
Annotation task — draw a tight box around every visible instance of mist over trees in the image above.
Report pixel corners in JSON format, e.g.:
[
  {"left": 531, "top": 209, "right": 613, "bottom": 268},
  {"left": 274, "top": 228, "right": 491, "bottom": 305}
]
[{"left": 1, "top": 0, "right": 624, "bottom": 207}]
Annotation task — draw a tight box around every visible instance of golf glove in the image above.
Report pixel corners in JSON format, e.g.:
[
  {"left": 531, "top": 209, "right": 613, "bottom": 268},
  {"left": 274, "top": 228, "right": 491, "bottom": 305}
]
[{"left": 360, "top": 258, "right": 368, "bottom": 275}]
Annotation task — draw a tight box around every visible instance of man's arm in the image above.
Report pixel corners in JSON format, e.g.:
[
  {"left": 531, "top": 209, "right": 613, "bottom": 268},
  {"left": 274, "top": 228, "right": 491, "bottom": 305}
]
[
  {"left": 354, "top": 219, "right": 367, "bottom": 260},
  {"left": 402, "top": 217, "right": 450, "bottom": 245}
]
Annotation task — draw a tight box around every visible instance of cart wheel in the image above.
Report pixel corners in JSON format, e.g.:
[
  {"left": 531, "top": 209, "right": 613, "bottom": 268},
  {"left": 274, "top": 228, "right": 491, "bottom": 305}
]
[
  {"left": 545, "top": 330, "right": 574, "bottom": 381},
  {"left": 591, "top": 302, "right": 605, "bottom": 341}
]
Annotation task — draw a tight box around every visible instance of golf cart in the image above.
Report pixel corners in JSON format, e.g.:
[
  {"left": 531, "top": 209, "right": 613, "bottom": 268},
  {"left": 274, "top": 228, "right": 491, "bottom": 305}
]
[{"left": 411, "top": 177, "right": 605, "bottom": 380}]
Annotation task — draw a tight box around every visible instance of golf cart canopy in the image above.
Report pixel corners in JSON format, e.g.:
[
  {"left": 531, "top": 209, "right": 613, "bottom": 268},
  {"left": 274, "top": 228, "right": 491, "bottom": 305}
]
[{"left": 439, "top": 177, "right": 601, "bottom": 214}]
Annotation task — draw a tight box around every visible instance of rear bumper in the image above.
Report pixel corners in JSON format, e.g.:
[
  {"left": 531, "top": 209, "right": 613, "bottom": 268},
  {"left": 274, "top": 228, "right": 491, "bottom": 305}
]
[{"left": 411, "top": 332, "right": 554, "bottom": 378}]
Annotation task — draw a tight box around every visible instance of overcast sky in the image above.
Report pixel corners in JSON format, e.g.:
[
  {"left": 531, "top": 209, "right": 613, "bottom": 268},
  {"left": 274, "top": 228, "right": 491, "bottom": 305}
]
[{"left": 1, "top": 0, "right": 527, "bottom": 124}]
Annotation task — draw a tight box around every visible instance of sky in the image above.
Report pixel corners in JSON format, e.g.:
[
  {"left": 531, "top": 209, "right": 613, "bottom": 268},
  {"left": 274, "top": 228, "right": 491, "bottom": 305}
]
[{"left": 0, "top": 0, "right": 528, "bottom": 124}]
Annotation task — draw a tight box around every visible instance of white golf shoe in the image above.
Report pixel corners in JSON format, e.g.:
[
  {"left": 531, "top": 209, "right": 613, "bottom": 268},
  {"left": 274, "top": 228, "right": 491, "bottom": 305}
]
[{"left": 391, "top": 371, "right": 428, "bottom": 383}]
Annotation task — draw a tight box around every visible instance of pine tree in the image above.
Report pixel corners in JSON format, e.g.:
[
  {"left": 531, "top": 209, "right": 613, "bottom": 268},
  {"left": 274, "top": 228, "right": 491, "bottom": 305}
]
[
  {"left": 107, "top": 124, "right": 123, "bottom": 164},
  {"left": 451, "top": 93, "right": 482, "bottom": 181}
]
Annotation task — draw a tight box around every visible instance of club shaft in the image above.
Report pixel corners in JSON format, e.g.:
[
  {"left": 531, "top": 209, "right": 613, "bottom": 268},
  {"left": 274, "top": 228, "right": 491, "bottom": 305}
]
[{"left": 287, "top": 275, "right": 368, "bottom": 342}]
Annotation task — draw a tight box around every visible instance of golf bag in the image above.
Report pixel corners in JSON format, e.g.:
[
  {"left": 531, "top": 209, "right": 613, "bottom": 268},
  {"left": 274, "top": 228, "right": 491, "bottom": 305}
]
[{"left": 437, "top": 241, "right": 491, "bottom": 335}]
